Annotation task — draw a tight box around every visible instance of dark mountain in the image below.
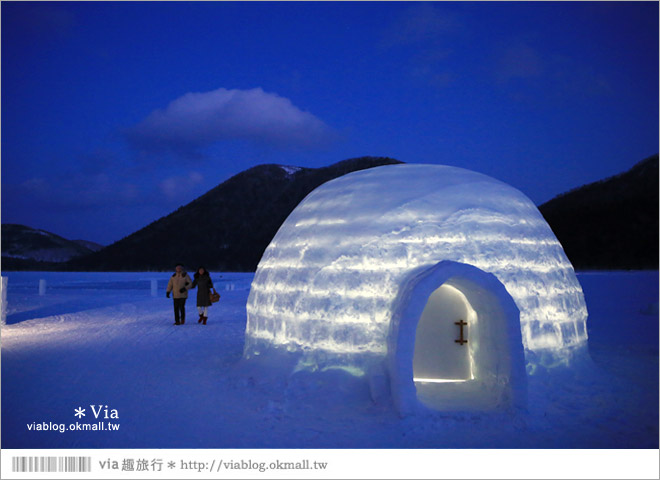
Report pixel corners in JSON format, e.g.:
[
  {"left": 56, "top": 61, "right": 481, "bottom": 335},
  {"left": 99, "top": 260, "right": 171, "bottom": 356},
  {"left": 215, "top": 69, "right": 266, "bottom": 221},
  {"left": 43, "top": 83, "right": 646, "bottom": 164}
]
[
  {"left": 72, "top": 240, "right": 104, "bottom": 252},
  {"left": 539, "top": 154, "right": 658, "bottom": 270},
  {"left": 1, "top": 224, "right": 98, "bottom": 269},
  {"left": 68, "top": 156, "right": 403, "bottom": 271},
  {"left": 7, "top": 155, "right": 653, "bottom": 272}
]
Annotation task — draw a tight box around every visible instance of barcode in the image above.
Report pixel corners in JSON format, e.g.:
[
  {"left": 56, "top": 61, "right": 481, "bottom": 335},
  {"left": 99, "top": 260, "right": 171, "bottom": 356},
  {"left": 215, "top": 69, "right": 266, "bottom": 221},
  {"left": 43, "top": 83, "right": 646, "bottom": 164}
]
[{"left": 11, "top": 456, "right": 92, "bottom": 473}]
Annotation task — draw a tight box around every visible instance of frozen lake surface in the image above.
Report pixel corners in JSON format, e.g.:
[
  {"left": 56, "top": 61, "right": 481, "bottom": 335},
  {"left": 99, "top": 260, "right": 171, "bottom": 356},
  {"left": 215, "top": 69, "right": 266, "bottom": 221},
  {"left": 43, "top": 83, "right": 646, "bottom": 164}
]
[{"left": 1, "top": 270, "right": 657, "bottom": 448}]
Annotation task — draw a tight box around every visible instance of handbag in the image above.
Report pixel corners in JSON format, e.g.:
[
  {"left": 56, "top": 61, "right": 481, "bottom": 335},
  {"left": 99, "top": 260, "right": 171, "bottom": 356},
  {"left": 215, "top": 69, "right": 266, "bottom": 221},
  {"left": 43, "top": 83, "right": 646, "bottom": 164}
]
[{"left": 210, "top": 288, "right": 221, "bottom": 303}]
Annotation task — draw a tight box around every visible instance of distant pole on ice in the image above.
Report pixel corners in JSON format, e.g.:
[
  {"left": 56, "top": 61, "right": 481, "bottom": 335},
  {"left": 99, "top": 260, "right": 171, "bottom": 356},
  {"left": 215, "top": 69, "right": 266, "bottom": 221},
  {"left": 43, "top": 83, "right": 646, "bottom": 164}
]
[
  {"left": 1, "top": 276, "right": 7, "bottom": 325},
  {"left": 39, "top": 279, "right": 47, "bottom": 296},
  {"left": 151, "top": 279, "right": 158, "bottom": 297}
]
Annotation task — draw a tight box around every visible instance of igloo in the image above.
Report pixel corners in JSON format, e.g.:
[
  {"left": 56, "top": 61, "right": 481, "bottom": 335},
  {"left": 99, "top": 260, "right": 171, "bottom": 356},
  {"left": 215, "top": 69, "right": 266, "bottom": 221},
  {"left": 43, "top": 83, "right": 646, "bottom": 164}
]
[{"left": 245, "top": 164, "right": 588, "bottom": 414}]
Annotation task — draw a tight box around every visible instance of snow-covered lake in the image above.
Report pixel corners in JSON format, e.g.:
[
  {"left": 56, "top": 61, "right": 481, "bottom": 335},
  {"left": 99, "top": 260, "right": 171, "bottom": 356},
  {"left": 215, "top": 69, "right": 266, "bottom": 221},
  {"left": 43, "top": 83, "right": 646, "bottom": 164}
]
[{"left": 1, "top": 270, "right": 657, "bottom": 448}]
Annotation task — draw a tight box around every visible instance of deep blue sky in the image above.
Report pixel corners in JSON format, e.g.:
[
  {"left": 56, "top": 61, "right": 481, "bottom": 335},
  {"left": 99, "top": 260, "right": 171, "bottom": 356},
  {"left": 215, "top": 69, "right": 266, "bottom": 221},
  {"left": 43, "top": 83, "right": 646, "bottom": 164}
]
[{"left": 2, "top": 1, "right": 658, "bottom": 245}]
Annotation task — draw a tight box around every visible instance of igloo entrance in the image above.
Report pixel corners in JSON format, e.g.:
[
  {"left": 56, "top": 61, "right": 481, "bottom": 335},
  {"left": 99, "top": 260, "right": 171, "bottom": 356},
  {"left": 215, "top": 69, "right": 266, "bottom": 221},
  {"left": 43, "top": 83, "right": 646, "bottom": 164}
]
[
  {"left": 412, "top": 283, "right": 475, "bottom": 383},
  {"left": 388, "top": 261, "right": 528, "bottom": 414}
]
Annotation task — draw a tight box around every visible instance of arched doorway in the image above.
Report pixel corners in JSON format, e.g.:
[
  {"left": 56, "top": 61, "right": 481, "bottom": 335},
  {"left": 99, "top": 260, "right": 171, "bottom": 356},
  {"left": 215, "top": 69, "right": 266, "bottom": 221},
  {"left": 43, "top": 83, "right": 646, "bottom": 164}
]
[
  {"left": 387, "top": 261, "right": 527, "bottom": 415},
  {"left": 413, "top": 283, "right": 475, "bottom": 383}
]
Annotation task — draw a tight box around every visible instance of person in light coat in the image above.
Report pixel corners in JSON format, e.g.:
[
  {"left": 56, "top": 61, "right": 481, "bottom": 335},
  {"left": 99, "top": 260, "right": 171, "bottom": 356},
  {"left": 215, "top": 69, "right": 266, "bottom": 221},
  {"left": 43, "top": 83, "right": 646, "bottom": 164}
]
[{"left": 166, "top": 263, "right": 192, "bottom": 325}]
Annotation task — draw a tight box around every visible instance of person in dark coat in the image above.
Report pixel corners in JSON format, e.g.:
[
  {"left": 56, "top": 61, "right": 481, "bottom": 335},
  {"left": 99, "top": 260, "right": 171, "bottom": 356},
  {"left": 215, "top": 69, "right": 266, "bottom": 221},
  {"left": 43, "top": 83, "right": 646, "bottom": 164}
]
[{"left": 191, "top": 266, "right": 214, "bottom": 325}]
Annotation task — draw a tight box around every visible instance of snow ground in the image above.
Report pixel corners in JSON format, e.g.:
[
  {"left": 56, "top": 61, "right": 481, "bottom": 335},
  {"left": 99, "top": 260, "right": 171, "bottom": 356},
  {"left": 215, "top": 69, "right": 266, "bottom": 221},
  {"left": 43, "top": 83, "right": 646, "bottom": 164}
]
[{"left": 1, "top": 271, "right": 657, "bottom": 449}]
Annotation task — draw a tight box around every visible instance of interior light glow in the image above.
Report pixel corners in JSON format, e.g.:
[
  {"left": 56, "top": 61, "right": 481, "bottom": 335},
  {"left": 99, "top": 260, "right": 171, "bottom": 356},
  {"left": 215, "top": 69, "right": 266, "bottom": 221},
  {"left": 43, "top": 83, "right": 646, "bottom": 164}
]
[{"left": 413, "top": 378, "right": 470, "bottom": 383}]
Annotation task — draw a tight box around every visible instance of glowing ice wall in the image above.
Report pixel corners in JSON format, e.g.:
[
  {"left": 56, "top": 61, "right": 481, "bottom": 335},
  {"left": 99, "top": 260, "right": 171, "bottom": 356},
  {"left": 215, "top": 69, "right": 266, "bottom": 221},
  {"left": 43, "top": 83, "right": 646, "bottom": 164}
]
[
  {"left": 1, "top": 276, "right": 7, "bottom": 326},
  {"left": 245, "top": 164, "right": 588, "bottom": 371}
]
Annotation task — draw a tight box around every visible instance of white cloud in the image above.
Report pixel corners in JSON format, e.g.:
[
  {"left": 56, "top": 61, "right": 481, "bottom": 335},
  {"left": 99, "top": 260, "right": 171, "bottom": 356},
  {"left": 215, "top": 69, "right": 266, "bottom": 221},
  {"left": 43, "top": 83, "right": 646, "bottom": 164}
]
[{"left": 126, "top": 87, "right": 335, "bottom": 156}]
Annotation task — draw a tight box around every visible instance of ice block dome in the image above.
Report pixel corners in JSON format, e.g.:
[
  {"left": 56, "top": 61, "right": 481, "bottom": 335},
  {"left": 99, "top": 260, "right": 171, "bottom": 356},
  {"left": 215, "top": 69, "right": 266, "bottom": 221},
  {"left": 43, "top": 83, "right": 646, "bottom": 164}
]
[{"left": 245, "top": 164, "right": 588, "bottom": 414}]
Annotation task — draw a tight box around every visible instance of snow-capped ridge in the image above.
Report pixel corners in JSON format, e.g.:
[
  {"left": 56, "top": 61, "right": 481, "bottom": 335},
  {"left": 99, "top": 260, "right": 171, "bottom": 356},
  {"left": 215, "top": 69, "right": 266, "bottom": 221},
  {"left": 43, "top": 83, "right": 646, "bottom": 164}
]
[
  {"left": 1, "top": 224, "right": 98, "bottom": 265},
  {"left": 277, "top": 165, "right": 303, "bottom": 176}
]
